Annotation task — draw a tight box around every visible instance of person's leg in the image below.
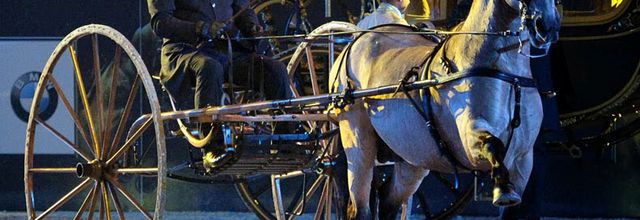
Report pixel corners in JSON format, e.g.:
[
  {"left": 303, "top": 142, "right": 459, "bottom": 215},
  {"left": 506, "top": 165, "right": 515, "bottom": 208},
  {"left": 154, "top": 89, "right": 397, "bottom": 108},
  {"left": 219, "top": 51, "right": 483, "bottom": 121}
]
[
  {"left": 162, "top": 49, "right": 225, "bottom": 109},
  {"left": 233, "top": 53, "right": 291, "bottom": 100},
  {"left": 257, "top": 55, "right": 292, "bottom": 100},
  {"left": 190, "top": 53, "right": 225, "bottom": 108}
]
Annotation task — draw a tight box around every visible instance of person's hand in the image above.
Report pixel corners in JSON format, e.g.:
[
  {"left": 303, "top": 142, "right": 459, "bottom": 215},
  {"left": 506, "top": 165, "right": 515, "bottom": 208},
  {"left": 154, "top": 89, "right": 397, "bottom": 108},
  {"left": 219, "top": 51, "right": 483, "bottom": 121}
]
[{"left": 209, "top": 21, "right": 226, "bottom": 38}]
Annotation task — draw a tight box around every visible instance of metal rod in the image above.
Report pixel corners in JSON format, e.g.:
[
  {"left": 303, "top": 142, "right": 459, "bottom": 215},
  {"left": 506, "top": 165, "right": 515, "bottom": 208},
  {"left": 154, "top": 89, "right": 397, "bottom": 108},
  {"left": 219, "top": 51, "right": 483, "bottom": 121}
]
[
  {"left": 287, "top": 175, "right": 326, "bottom": 220},
  {"left": 324, "top": 0, "right": 331, "bottom": 17},
  {"left": 129, "top": 78, "right": 438, "bottom": 127},
  {"left": 271, "top": 175, "right": 286, "bottom": 220},
  {"left": 115, "top": 168, "right": 158, "bottom": 175}
]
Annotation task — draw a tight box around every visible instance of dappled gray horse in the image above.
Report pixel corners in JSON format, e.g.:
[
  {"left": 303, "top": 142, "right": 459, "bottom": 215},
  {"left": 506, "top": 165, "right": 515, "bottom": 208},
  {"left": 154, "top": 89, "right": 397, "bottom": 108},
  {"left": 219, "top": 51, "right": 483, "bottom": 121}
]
[{"left": 330, "top": 0, "right": 561, "bottom": 219}]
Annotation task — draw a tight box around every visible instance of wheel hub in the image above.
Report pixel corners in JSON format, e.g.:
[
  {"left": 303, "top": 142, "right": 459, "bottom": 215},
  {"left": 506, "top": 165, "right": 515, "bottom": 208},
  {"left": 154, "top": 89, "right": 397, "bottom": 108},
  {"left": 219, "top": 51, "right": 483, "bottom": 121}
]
[{"left": 76, "top": 160, "right": 112, "bottom": 180}]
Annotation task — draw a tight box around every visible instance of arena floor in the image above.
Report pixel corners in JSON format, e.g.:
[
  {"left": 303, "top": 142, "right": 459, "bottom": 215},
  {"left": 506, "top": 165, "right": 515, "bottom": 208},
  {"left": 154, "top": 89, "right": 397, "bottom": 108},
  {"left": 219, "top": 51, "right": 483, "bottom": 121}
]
[{"left": 0, "top": 212, "right": 635, "bottom": 220}]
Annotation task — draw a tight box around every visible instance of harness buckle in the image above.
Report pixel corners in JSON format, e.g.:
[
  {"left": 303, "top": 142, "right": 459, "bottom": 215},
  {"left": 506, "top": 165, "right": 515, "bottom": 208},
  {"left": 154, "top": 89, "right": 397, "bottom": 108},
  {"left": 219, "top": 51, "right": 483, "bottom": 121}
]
[{"left": 333, "top": 87, "right": 355, "bottom": 109}]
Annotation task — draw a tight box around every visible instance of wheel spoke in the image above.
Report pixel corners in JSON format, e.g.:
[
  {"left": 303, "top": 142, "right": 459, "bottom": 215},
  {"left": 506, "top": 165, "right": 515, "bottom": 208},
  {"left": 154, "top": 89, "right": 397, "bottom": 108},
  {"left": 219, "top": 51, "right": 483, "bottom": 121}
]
[
  {"left": 116, "top": 167, "right": 158, "bottom": 175},
  {"left": 324, "top": 176, "right": 332, "bottom": 220},
  {"left": 107, "top": 182, "right": 126, "bottom": 220},
  {"left": 34, "top": 116, "right": 93, "bottom": 162},
  {"left": 29, "top": 167, "right": 76, "bottom": 173},
  {"left": 92, "top": 34, "right": 106, "bottom": 160},
  {"left": 106, "top": 116, "right": 152, "bottom": 165},
  {"left": 47, "top": 75, "right": 94, "bottom": 155},
  {"left": 74, "top": 181, "right": 98, "bottom": 220},
  {"left": 287, "top": 175, "right": 326, "bottom": 219},
  {"left": 87, "top": 180, "right": 101, "bottom": 220},
  {"left": 108, "top": 75, "right": 140, "bottom": 158},
  {"left": 106, "top": 175, "right": 153, "bottom": 220},
  {"left": 36, "top": 178, "right": 92, "bottom": 220},
  {"left": 99, "top": 189, "right": 105, "bottom": 220},
  {"left": 69, "top": 45, "right": 101, "bottom": 158},
  {"left": 101, "top": 181, "right": 112, "bottom": 220},
  {"left": 313, "top": 176, "right": 331, "bottom": 220},
  {"left": 304, "top": 48, "right": 320, "bottom": 96},
  {"left": 103, "top": 46, "right": 122, "bottom": 162}
]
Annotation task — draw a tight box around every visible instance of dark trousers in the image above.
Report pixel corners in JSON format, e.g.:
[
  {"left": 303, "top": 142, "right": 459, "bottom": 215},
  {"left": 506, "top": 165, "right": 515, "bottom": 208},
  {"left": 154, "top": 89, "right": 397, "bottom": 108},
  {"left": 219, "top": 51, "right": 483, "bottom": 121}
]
[{"left": 161, "top": 46, "right": 291, "bottom": 110}]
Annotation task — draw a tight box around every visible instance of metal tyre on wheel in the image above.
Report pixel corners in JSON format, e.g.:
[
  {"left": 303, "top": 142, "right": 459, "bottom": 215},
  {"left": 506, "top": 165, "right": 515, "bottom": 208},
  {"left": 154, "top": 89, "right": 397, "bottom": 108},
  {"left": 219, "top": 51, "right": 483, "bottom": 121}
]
[{"left": 24, "top": 24, "right": 166, "bottom": 219}]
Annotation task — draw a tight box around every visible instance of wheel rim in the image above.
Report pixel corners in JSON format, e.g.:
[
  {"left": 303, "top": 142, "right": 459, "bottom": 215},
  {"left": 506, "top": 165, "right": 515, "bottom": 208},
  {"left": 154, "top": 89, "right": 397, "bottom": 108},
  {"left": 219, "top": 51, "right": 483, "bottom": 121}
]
[{"left": 24, "top": 24, "right": 166, "bottom": 220}]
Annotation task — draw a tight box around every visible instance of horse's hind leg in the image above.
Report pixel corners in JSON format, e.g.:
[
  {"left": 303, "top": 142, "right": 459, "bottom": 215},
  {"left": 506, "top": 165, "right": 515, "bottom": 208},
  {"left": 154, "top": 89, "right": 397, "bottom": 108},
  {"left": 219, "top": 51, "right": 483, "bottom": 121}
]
[
  {"left": 378, "top": 161, "right": 429, "bottom": 220},
  {"left": 338, "top": 101, "right": 378, "bottom": 220}
]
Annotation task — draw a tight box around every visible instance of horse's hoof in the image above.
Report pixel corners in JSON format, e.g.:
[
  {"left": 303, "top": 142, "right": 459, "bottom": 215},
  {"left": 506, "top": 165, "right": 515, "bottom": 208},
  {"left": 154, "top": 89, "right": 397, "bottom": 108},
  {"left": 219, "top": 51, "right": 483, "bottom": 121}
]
[{"left": 492, "top": 185, "right": 521, "bottom": 207}]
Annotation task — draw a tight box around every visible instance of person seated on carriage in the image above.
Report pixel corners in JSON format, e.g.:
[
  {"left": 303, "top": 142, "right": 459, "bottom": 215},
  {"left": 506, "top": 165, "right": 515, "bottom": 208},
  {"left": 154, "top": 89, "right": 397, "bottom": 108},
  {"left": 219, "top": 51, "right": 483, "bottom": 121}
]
[
  {"left": 357, "top": 0, "right": 411, "bottom": 30},
  {"left": 147, "top": 0, "right": 292, "bottom": 171},
  {"left": 358, "top": 0, "right": 438, "bottom": 31}
]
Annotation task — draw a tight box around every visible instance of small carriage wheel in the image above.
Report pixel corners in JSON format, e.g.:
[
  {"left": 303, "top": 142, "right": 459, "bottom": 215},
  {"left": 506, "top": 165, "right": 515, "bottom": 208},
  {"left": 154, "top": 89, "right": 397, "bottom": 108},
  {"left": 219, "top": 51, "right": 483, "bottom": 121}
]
[
  {"left": 410, "top": 171, "right": 475, "bottom": 219},
  {"left": 234, "top": 22, "right": 357, "bottom": 220},
  {"left": 252, "top": 0, "right": 314, "bottom": 57},
  {"left": 235, "top": 136, "right": 346, "bottom": 220},
  {"left": 24, "top": 24, "right": 166, "bottom": 219}
]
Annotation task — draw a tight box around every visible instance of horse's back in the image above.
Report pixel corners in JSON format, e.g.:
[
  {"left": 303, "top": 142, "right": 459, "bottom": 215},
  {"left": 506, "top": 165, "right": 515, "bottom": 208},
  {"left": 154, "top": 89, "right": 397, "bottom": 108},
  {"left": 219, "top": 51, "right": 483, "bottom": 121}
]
[{"left": 346, "top": 25, "right": 439, "bottom": 91}]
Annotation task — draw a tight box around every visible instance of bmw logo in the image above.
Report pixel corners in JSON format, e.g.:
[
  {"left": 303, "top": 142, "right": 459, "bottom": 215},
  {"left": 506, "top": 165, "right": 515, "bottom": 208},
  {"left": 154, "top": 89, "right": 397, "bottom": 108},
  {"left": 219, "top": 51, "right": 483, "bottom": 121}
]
[{"left": 11, "top": 71, "right": 58, "bottom": 123}]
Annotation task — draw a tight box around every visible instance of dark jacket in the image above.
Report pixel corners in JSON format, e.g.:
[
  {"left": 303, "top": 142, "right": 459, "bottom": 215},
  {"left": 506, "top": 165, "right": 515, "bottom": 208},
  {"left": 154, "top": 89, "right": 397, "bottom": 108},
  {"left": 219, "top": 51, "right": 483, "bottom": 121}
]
[
  {"left": 147, "top": 0, "right": 260, "bottom": 82},
  {"left": 147, "top": 0, "right": 259, "bottom": 49}
]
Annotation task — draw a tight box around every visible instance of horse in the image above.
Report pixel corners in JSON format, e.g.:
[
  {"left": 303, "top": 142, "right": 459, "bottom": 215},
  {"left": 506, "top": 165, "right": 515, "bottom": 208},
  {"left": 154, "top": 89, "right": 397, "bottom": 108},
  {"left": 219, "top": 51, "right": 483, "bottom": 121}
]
[{"left": 329, "top": 0, "right": 561, "bottom": 219}]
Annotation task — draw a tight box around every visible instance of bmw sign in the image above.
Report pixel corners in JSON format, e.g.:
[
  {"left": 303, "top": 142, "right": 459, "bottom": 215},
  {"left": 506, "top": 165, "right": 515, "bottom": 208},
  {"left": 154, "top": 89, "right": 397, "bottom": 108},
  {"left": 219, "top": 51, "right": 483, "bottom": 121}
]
[{"left": 10, "top": 71, "right": 58, "bottom": 123}]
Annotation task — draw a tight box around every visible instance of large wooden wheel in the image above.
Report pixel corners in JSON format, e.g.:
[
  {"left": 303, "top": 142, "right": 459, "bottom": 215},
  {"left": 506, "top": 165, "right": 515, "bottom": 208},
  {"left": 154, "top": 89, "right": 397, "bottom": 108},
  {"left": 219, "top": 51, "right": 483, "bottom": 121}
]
[{"left": 24, "top": 24, "right": 166, "bottom": 219}]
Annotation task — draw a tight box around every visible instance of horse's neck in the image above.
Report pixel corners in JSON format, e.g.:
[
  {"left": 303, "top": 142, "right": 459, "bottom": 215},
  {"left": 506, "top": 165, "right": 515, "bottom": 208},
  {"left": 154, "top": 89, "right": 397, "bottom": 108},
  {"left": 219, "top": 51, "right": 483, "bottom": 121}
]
[{"left": 442, "top": 0, "right": 530, "bottom": 75}]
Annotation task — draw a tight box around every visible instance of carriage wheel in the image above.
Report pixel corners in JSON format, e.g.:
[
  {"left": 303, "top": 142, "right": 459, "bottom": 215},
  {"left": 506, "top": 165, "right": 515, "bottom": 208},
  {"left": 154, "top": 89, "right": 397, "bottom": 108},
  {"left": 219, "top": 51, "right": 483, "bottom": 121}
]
[
  {"left": 235, "top": 22, "right": 357, "bottom": 220},
  {"left": 235, "top": 136, "right": 345, "bottom": 220},
  {"left": 252, "top": 0, "right": 313, "bottom": 57},
  {"left": 24, "top": 24, "right": 165, "bottom": 219},
  {"left": 409, "top": 171, "right": 475, "bottom": 219}
]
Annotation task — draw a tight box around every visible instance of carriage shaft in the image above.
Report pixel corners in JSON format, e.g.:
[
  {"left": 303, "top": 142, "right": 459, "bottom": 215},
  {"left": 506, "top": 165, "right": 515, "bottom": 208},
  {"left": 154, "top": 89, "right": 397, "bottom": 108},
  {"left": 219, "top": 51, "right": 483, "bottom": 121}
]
[{"left": 127, "top": 78, "right": 437, "bottom": 134}]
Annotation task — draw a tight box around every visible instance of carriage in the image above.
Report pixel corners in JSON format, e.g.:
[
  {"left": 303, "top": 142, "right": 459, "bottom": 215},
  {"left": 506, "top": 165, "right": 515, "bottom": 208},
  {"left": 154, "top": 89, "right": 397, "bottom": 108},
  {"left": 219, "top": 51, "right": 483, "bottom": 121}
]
[{"left": 22, "top": 0, "right": 639, "bottom": 219}]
